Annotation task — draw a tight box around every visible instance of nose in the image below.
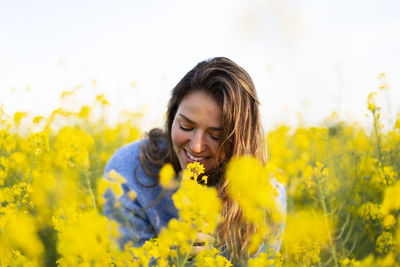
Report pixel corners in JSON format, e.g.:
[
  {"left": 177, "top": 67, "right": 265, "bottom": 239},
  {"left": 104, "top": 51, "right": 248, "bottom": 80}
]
[{"left": 190, "top": 131, "right": 206, "bottom": 153}]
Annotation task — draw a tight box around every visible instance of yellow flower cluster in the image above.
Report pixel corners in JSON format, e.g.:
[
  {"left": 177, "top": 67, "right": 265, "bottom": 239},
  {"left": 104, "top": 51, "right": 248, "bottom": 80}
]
[
  {"left": 370, "top": 165, "right": 397, "bottom": 191},
  {"left": 359, "top": 202, "right": 383, "bottom": 221},
  {"left": 195, "top": 247, "right": 233, "bottom": 267},
  {"left": 2, "top": 212, "right": 44, "bottom": 263},
  {"left": 56, "top": 211, "right": 119, "bottom": 266},
  {"left": 248, "top": 248, "right": 283, "bottom": 267},
  {"left": 127, "top": 162, "right": 222, "bottom": 265},
  {"left": 173, "top": 162, "right": 220, "bottom": 233},
  {"left": 159, "top": 163, "right": 177, "bottom": 189},
  {"left": 381, "top": 180, "right": 400, "bottom": 215},
  {"left": 54, "top": 126, "right": 94, "bottom": 169},
  {"left": 340, "top": 257, "right": 361, "bottom": 267},
  {"left": 359, "top": 252, "right": 397, "bottom": 266},
  {"left": 375, "top": 231, "right": 396, "bottom": 255},
  {"left": 0, "top": 91, "right": 143, "bottom": 266},
  {"left": 282, "top": 210, "right": 334, "bottom": 265},
  {"left": 26, "top": 132, "right": 50, "bottom": 156},
  {"left": 382, "top": 214, "right": 396, "bottom": 230},
  {"left": 367, "top": 92, "right": 378, "bottom": 114}
]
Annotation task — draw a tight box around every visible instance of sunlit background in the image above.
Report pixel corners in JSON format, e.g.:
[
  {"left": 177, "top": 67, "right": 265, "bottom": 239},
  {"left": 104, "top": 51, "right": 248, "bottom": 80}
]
[{"left": 1, "top": 0, "right": 399, "bottom": 132}]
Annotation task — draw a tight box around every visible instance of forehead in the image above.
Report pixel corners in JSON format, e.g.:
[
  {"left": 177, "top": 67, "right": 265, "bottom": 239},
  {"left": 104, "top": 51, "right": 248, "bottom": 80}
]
[{"left": 177, "top": 91, "right": 222, "bottom": 128}]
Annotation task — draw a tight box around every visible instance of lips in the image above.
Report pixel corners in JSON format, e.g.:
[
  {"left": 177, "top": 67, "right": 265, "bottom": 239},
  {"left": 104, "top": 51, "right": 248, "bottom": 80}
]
[{"left": 184, "top": 149, "right": 208, "bottom": 162}]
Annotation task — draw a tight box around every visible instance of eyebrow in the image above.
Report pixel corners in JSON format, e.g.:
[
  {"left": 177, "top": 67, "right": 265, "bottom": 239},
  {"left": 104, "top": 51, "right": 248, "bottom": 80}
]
[{"left": 178, "top": 113, "right": 222, "bottom": 131}]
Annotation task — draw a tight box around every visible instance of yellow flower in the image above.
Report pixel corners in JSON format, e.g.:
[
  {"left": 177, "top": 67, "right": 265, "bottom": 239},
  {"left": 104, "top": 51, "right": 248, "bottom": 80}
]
[
  {"left": 61, "top": 90, "right": 74, "bottom": 99},
  {"left": 159, "top": 219, "right": 197, "bottom": 256},
  {"left": 370, "top": 165, "right": 397, "bottom": 190},
  {"left": 159, "top": 163, "right": 177, "bottom": 189},
  {"left": 78, "top": 105, "right": 91, "bottom": 118},
  {"left": 13, "top": 111, "right": 26, "bottom": 127},
  {"left": 382, "top": 214, "right": 396, "bottom": 230},
  {"left": 56, "top": 210, "right": 118, "bottom": 266},
  {"left": 128, "top": 190, "right": 137, "bottom": 201},
  {"left": 32, "top": 116, "right": 43, "bottom": 124},
  {"left": 201, "top": 175, "right": 208, "bottom": 185},
  {"left": 4, "top": 212, "right": 44, "bottom": 261},
  {"left": 225, "top": 156, "right": 283, "bottom": 253},
  {"left": 96, "top": 94, "right": 110, "bottom": 106},
  {"left": 104, "top": 170, "right": 126, "bottom": 197},
  {"left": 195, "top": 247, "right": 232, "bottom": 267},
  {"left": 378, "top": 73, "right": 389, "bottom": 90},
  {"left": 248, "top": 249, "right": 282, "bottom": 267},
  {"left": 367, "top": 92, "right": 378, "bottom": 113},
  {"left": 340, "top": 257, "right": 360, "bottom": 267},
  {"left": 282, "top": 210, "right": 333, "bottom": 265},
  {"left": 54, "top": 126, "right": 94, "bottom": 168},
  {"left": 359, "top": 202, "right": 383, "bottom": 221},
  {"left": 381, "top": 181, "right": 400, "bottom": 215},
  {"left": 184, "top": 161, "right": 205, "bottom": 181},
  {"left": 0, "top": 129, "right": 16, "bottom": 153},
  {"left": 375, "top": 231, "right": 395, "bottom": 255},
  {"left": 173, "top": 170, "right": 221, "bottom": 234},
  {"left": 395, "top": 113, "right": 400, "bottom": 130},
  {"left": 27, "top": 131, "right": 50, "bottom": 156}
]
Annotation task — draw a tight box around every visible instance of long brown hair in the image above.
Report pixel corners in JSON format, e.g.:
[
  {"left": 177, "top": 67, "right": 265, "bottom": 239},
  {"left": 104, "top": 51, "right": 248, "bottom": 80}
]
[{"left": 140, "top": 57, "right": 267, "bottom": 258}]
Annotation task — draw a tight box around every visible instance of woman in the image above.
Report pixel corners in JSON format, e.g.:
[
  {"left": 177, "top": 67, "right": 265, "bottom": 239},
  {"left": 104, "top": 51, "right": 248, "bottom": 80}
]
[{"left": 103, "top": 57, "right": 286, "bottom": 261}]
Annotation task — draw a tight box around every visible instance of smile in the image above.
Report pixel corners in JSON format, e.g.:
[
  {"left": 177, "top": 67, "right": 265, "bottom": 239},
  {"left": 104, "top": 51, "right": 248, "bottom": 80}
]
[{"left": 185, "top": 150, "right": 208, "bottom": 161}]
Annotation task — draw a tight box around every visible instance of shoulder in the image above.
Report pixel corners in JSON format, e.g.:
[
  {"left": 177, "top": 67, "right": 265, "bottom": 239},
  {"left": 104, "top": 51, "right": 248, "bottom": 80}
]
[
  {"left": 105, "top": 140, "right": 144, "bottom": 166},
  {"left": 103, "top": 137, "right": 168, "bottom": 189},
  {"left": 104, "top": 139, "right": 146, "bottom": 177},
  {"left": 270, "top": 177, "right": 287, "bottom": 213}
]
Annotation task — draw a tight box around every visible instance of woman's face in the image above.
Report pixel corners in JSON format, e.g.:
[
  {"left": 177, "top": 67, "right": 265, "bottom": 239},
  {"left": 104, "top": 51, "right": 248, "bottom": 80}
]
[{"left": 171, "top": 90, "right": 222, "bottom": 172}]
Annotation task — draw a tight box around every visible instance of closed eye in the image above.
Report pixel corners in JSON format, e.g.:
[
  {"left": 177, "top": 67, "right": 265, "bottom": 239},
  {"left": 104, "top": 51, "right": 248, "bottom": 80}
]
[
  {"left": 179, "top": 123, "right": 192, "bottom": 131},
  {"left": 209, "top": 133, "right": 220, "bottom": 141}
]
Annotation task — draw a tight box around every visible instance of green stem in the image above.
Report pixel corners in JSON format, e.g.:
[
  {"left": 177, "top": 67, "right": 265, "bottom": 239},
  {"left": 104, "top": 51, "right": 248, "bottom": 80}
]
[
  {"left": 177, "top": 246, "right": 191, "bottom": 267},
  {"left": 373, "top": 111, "right": 389, "bottom": 185},
  {"left": 316, "top": 173, "right": 339, "bottom": 267},
  {"left": 373, "top": 111, "right": 384, "bottom": 165},
  {"left": 175, "top": 237, "right": 199, "bottom": 267},
  {"left": 85, "top": 169, "right": 97, "bottom": 210},
  {"left": 18, "top": 153, "right": 37, "bottom": 209}
]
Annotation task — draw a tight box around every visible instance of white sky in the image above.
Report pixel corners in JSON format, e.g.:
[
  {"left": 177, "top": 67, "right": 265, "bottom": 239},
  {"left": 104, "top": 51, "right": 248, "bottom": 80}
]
[{"left": 1, "top": 0, "right": 399, "bottom": 132}]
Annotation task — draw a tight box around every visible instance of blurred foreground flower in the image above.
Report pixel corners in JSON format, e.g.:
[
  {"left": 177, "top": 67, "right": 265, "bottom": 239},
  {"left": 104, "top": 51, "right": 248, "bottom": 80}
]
[{"left": 226, "top": 157, "right": 284, "bottom": 254}]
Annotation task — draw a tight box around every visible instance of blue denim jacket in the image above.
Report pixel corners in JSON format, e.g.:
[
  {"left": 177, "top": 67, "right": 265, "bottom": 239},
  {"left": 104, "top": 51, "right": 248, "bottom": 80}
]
[{"left": 103, "top": 140, "right": 286, "bottom": 256}]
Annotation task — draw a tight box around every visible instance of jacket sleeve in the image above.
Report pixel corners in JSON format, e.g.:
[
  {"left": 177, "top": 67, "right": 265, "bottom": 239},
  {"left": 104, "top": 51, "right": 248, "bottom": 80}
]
[{"left": 102, "top": 142, "right": 157, "bottom": 248}]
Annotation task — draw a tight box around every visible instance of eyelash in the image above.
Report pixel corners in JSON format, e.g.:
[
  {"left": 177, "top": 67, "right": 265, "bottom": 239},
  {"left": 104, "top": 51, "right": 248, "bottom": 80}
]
[
  {"left": 210, "top": 135, "right": 220, "bottom": 141},
  {"left": 179, "top": 124, "right": 220, "bottom": 141},
  {"left": 179, "top": 124, "right": 192, "bottom": 131}
]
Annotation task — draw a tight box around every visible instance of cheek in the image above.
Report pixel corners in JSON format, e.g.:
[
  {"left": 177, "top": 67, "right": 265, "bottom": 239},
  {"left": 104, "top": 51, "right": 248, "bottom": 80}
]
[
  {"left": 210, "top": 143, "right": 221, "bottom": 159},
  {"left": 171, "top": 122, "right": 184, "bottom": 149},
  {"left": 211, "top": 141, "right": 227, "bottom": 165}
]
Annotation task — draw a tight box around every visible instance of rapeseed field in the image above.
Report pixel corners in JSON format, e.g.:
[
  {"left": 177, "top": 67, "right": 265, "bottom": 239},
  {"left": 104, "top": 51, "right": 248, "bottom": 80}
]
[{"left": 1, "top": 74, "right": 400, "bottom": 266}]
